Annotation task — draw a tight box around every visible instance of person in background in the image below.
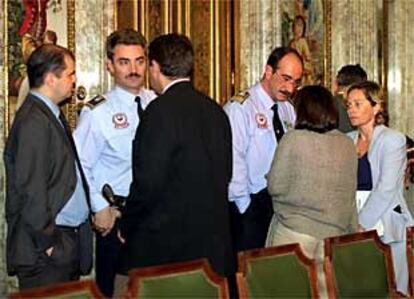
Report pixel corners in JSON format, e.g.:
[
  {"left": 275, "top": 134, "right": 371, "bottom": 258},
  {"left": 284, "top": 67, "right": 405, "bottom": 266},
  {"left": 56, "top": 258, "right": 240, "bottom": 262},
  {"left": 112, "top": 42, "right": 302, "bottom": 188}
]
[
  {"left": 404, "top": 136, "right": 414, "bottom": 214},
  {"left": 346, "top": 80, "right": 414, "bottom": 294},
  {"left": 224, "top": 47, "right": 303, "bottom": 252},
  {"left": 333, "top": 64, "right": 367, "bottom": 133},
  {"left": 74, "top": 29, "right": 156, "bottom": 297},
  {"left": 114, "top": 33, "right": 235, "bottom": 296},
  {"left": 266, "top": 85, "right": 358, "bottom": 297},
  {"left": 4, "top": 44, "right": 92, "bottom": 290}
]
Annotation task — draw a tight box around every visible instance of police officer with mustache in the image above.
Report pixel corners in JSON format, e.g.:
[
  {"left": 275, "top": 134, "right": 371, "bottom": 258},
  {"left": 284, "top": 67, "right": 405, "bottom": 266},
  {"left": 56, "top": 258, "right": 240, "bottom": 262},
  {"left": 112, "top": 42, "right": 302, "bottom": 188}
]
[
  {"left": 224, "top": 47, "right": 304, "bottom": 252},
  {"left": 74, "top": 29, "right": 156, "bottom": 297}
]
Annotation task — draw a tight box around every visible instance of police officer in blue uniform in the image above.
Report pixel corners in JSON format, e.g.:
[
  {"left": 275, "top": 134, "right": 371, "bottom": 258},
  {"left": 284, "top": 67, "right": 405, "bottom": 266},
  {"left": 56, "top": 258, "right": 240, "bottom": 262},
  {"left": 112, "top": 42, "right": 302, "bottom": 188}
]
[
  {"left": 74, "top": 29, "right": 156, "bottom": 297},
  {"left": 224, "top": 47, "right": 303, "bottom": 252}
]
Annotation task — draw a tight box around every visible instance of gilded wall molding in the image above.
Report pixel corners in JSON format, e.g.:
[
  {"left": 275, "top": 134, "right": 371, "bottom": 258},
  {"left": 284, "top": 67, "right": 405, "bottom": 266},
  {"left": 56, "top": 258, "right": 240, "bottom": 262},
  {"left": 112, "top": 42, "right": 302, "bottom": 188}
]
[{"left": 121, "top": 0, "right": 231, "bottom": 104}]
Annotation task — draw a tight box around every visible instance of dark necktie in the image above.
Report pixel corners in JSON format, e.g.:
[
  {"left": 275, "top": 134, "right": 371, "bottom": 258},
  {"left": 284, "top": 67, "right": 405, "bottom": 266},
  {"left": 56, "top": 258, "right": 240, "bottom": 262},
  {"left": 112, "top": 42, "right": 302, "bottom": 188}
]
[
  {"left": 59, "top": 111, "right": 92, "bottom": 212},
  {"left": 135, "top": 96, "right": 144, "bottom": 119},
  {"left": 272, "top": 103, "right": 285, "bottom": 142}
]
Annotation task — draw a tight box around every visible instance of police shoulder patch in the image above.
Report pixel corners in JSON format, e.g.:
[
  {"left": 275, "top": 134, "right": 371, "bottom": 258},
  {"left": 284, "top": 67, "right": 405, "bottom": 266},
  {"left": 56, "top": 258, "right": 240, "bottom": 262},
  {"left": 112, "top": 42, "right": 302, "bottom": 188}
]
[
  {"left": 230, "top": 90, "right": 249, "bottom": 104},
  {"left": 85, "top": 95, "right": 106, "bottom": 109}
]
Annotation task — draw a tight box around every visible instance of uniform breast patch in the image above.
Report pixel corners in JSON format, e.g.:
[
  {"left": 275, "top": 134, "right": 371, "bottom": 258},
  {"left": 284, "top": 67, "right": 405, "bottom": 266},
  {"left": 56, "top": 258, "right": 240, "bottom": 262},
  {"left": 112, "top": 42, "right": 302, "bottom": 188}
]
[{"left": 112, "top": 113, "right": 129, "bottom": 129}]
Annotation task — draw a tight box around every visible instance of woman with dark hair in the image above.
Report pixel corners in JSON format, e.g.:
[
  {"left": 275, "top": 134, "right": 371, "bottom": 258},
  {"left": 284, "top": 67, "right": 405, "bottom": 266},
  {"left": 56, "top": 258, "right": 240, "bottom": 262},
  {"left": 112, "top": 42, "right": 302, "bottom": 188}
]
[
  {"left": 266, "top": 85, "right": 358, "bottom": 296},
  {"left": 346, "top": 81, "right": 413, "bottom": 294}
]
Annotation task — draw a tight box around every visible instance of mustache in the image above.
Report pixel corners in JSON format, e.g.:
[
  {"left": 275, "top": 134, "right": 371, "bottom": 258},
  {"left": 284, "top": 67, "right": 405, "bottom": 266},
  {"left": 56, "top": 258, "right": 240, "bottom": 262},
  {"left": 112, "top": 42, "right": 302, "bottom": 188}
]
[
  {"left": 280, "top": 90, "right": 292, "bottom": 98},
  {"left": 126, "top": 73, "right": 141, "bottom": 78}
]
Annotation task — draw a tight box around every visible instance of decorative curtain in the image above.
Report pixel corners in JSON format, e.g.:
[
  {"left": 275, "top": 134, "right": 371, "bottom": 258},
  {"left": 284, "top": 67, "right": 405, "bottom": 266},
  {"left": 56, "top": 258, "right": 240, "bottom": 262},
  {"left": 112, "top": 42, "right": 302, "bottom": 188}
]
[
  {"left": 387, "top": 0, "right": 414, "bottom": 137},
  {"left": 331, "top": 0, "right": 381, "bottom": 86},
  {"left": 238, "top": 0, "right": 282, "bottom": 92}
]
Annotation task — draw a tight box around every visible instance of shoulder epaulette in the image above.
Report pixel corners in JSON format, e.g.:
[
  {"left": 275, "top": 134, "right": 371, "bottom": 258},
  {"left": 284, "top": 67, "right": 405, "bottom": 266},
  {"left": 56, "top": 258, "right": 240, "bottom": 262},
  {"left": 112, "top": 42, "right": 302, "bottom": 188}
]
[
  {"left": 230, "top": 90, "right": 249, "bottom": 104},
  {"left": 85, "top": 95, "right": 106, "bottom": 109}
]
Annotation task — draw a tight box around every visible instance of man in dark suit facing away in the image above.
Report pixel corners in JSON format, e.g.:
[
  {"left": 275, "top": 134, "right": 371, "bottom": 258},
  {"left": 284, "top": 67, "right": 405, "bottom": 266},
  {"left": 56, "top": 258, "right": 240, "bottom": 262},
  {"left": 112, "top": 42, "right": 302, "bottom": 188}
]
[
  {"left": 114, "top": 33, "right": 235, "bottom": 294},
  {"left": 4, "top": 44, "right": 93, "bottom": 290}
]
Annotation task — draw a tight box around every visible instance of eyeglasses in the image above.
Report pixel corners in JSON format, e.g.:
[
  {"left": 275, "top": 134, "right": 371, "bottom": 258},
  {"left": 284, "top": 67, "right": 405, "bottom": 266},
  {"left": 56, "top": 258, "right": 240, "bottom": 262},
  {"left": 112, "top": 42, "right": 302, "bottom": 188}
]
[{"left": 274, "top": 69, "right": 302, "bottom": 89}]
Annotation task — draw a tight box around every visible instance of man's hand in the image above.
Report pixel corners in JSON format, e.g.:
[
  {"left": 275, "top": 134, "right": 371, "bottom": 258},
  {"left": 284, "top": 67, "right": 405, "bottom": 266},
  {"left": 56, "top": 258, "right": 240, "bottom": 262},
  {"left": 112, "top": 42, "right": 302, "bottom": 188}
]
[
  {"left": 45, "top": 246, "right": 54, "bottom": 256},
  {"left": 93, "top": 206, "right": 118, "bottom": 236}
]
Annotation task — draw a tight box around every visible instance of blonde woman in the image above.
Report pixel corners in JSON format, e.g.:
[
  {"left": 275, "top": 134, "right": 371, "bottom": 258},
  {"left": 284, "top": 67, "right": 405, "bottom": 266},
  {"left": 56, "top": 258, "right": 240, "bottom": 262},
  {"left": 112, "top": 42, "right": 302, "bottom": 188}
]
[{"left": 346, "top": 81, "right": 414, "bottom": 294}]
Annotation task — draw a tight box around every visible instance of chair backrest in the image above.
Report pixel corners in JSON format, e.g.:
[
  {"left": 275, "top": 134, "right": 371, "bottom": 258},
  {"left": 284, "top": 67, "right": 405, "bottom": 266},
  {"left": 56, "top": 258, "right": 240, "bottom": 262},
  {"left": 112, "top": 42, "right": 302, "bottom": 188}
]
[
  {"left": 324, "top": 230, "right": 397, "bottom": 299},
  {"left": 407, "top": 226, "right": 414, "bottom": 297},
  {"left": 8, "top": 279, "right": 103, "bottom": 299},
  {"left": 237, "top": 243, "right": 319, "bottom": 299},
  {"left": 125, "top": 258, "right": 229, "bottom": 299}
]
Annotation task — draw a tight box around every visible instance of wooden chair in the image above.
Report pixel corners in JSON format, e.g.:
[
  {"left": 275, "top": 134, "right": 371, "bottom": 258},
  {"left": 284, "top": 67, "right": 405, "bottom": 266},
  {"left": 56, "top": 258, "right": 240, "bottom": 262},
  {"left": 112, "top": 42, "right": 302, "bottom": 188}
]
[
  {"left": 324, "top": 230, "right": 400, "bottom": 299},
  {"left": 407, "top": 226, "right": 414, "bottom": 297},
  {"left": 125, "top": 258, "right": 229, "bottom": 298},
  {"left": 8, "top": 279, "right": 103, "bottom": 298},
  {"left": 237, "top": 243, "right": 319, "bottom": 298}
]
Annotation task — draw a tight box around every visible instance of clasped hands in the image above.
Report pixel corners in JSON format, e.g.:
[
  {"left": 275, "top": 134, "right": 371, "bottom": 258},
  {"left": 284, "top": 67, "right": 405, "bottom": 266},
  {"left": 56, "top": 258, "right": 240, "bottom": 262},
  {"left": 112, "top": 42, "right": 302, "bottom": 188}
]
[{"left": 93, "top": 206, "right": 121, "bottom": 237}]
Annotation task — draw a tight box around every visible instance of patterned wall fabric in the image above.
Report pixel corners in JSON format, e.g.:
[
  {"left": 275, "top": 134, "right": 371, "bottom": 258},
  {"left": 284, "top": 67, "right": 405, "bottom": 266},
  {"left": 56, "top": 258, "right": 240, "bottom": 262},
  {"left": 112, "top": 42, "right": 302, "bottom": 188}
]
[
  {"left": 0, "top": 0, "right": 6, "bottom": 295},
  {"left": 388, "top": 1, "right": 414, "bottom": 138},
  {"left": 331, "top": 0, "right": 381, "bottom": 86},
  {"left": 238, "top": 0, "right": 282, "bottom": 92}
]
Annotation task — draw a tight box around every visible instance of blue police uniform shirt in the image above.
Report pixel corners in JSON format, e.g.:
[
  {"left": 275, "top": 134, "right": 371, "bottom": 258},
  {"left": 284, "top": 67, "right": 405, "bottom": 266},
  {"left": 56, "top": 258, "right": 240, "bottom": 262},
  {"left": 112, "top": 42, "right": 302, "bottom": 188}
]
[
  {"left": 223, "top": 82, "right": 296, "bottom": 214},
  {"left": 74, "top": 85, "right": 156, "bottom": 212},
  {"left": 31, "top": 91, "right": 89, "bottom": 226}
]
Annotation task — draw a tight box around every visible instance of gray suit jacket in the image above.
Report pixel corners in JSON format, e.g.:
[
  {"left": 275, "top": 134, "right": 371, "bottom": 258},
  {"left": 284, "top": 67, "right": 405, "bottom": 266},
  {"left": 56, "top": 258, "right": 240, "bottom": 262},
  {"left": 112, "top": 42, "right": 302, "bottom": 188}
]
[
  {"left": 348, "top": 125, "right": 414, "bottom": 243},
  {"left": 4, "top": 94, "right": 92, "bottom": 275}
]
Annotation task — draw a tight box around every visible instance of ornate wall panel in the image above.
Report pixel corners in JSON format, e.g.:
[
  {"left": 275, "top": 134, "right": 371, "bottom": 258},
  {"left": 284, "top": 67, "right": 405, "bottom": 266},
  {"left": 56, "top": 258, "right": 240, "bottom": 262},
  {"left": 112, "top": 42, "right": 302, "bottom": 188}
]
[
  {"left": 0, "top": 0, "right": 114, "bottom": 293},
  {"left": 236, "top": 0, "right": 332, "bottom": 91},
  {"left": 1, "top": 0, "right": 12, "bottom": 294},
  {"left": 236, "top": 0, "right": 281, "bottom": 92},
  {"left": 387, "top": 0, "right": 414, "bottom": 138},
  {"left": 331, "top": 0, "right": 382, "bottom": 88},
  {"left": 119, "top": 0, "right": 232, "bottom": 104},
  {"left": 0, "top": 1, "right": 6, "bottom": 296},
  {"left": 74, "top": 0, "right": 115, "bottom": 122}
]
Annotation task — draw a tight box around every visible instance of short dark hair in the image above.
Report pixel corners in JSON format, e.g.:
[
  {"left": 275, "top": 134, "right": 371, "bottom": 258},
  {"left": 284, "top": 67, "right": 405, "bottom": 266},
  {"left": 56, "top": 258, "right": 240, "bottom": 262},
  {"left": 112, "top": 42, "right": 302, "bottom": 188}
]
[
  {"left": 148, "top": 33, "right": 193, "bottom": 78},
  {"left": 346, "top": 80, "right": 388, "bottom": 125},
  {"left": 106, "top": 29, "right": 147, "bottom": 60},
  {"left": 336, "top": 64, "right": 367, "bottom": 87},
  {"left": 294, "top": 85, "right": 338, "bottom": 133},
  {"left": 27, "top": 44, "right": 74, "bottom": 89},
  {"left": 266, "top": 46, "right": 303, "bottom": 71}
]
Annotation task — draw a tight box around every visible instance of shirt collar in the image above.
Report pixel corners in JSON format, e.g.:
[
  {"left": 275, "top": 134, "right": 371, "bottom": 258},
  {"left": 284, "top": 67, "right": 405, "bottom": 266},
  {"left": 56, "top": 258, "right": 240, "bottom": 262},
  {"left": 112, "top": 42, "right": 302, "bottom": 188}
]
[
  {"left": 114, "top": 85, "right": 139, "bottom": 107},
  {"left": 256, "top": 82, "right": 276, "bottom": 110},
  {"left": 162, "top": 78, "right": 190, "bottom": 94},
  {"left": 30, "top": 90, "right": 60, "bottom": 119}
]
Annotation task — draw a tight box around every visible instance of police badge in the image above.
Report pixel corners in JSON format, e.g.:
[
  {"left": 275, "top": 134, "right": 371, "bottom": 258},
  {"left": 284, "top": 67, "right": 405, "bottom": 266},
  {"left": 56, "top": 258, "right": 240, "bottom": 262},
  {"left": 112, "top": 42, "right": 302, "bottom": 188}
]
[
  {"left": 255, "top": 113, "right": 268, "bottom": 129},
  {"left": 112, "top": 113, "right": 129, "bottom": 129}
]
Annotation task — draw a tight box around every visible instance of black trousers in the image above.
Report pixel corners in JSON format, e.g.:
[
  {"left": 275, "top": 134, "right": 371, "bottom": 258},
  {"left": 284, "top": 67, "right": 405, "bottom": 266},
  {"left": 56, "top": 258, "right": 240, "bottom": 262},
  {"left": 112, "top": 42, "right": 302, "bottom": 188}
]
[
  {"left": 95, "top": 227, "right": 122, "bottom": 298},
  {"left": 17, "top": 227, "right": 81, "bottom": 290},
  {"left": 230, "top": 188, "right": 274, "bottom": 252}
]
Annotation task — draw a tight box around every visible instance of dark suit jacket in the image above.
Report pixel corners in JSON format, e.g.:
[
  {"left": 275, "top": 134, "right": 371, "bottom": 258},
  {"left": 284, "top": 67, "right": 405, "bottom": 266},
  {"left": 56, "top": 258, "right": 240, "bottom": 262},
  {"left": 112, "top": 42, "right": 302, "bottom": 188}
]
[
  {"left": 4, "top": 94, "right": 92, "bottom": 276},
  {"left": 119, "top": 81, "right": 235, "bottom": 276},
  {"left": 334, "top": 94, "right": 354, "bottom": 133}
]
